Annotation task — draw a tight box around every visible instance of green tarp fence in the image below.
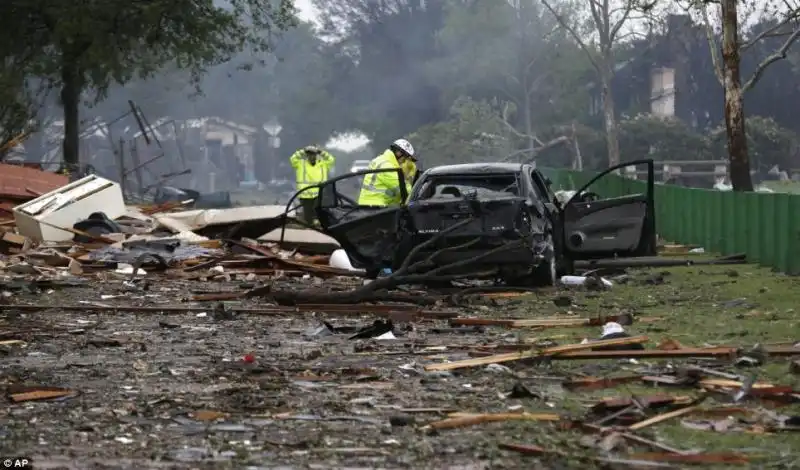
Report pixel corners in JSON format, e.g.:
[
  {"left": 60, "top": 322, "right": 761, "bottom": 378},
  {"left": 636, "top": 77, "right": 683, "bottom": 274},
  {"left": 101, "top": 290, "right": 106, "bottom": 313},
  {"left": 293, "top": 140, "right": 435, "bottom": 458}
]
[{"left": 541, "top": 167, "right": 800, "bottom": 274}]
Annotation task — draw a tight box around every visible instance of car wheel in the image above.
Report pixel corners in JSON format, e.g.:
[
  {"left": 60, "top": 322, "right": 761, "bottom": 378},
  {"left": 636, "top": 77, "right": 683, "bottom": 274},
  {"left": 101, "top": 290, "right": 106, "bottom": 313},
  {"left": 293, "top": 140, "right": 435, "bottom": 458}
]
[
  {"left": 503, "top": 235, "right": 557, "bottom": 288},
  {"left": 530, "top": 235, "right": 557, "bottom": 287}
]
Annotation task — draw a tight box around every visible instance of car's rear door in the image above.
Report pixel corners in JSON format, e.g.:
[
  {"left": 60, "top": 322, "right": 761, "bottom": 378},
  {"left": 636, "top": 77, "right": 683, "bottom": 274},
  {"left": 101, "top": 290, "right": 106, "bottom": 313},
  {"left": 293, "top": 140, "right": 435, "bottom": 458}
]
[
  {"left": 313, "top": 168, "right": 408, "bottom": 269},
  {"left": 559, "top": 159, "right": 656, "bottom": 259}
]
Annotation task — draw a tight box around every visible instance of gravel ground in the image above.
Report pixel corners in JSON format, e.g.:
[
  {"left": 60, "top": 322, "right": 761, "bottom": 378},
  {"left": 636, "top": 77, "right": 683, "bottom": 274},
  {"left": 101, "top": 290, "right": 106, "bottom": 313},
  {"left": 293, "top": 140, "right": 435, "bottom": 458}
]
[
  {"left": 3, "top": 263, "right": 799, "bottom": 469},
  {"left": 1, "top": 275, "right": 559, "bottom": 470}
]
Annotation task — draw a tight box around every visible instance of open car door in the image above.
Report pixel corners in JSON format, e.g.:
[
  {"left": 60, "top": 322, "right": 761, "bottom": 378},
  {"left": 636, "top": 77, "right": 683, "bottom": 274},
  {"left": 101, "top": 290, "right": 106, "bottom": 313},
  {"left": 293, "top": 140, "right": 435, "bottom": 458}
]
[
  {"left": 560, "top": 159, "right": 656, "bottom": 259},
  {"left": 314, "top": 168, "right": 408, "bottom": 270}
]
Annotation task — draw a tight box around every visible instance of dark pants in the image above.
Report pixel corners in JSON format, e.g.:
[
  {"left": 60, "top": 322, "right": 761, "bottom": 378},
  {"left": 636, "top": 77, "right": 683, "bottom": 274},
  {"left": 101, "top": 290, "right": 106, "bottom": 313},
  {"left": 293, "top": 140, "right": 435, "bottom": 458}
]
[{"left": 299, "top": 196, "right": 317, "bottom": 225}]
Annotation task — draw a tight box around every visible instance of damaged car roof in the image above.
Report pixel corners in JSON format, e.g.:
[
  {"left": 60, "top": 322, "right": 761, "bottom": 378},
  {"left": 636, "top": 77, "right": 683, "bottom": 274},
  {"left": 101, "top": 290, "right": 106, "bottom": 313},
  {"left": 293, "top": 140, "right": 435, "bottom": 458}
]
[{"left": 425, "top": 163, "right": 526, "bottom": 175}]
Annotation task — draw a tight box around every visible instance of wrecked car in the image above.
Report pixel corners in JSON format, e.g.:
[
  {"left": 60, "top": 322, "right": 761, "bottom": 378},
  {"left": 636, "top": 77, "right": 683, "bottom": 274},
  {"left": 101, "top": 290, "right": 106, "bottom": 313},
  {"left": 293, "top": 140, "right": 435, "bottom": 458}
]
[{"left": 313, "top": 160, "right": 656, "bottom": 284}]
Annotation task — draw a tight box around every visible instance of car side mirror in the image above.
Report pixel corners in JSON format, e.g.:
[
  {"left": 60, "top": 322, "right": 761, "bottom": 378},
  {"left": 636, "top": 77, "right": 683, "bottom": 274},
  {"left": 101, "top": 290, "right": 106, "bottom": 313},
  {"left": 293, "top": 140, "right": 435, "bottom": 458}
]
[{"left": 580, "top": 191, "right": 601, "bottom": 203}]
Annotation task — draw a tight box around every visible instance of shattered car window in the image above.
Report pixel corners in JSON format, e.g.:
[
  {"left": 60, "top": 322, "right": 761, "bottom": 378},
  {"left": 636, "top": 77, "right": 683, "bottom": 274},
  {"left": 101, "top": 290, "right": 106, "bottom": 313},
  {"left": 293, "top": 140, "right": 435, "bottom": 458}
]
[{"left": 416, "top": 175, "right": 519, "bottom": 200}]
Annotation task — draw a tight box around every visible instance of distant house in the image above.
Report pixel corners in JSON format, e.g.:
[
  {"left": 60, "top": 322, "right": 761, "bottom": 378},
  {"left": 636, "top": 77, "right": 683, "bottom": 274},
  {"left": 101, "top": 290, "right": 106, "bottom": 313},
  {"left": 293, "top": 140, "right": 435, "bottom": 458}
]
[
  {"left": 26, "top": 114, "right": 266, "bottom": 193},
  {"left": 128, "top": 116, "right": 260, "bottom": 192},
  {"left": 587, "top": 14, "right": 723, "bottom": 130},
  {"left": 196, "top": 118, "right": 256, "bottom": 178}
]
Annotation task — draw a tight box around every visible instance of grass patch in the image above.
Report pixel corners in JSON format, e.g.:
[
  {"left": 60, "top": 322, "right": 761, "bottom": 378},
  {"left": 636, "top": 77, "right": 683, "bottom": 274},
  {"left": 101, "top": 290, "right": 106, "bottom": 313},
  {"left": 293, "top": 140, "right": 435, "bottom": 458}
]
[
  {"left": 761, "top": 180, "right": 800, "bottom": 194},
  {"left": 592, "top": 264, "right": 800, "bottom": 348},
  {"left": 496, "top": 263, "right": 800, "bottom": 467}
]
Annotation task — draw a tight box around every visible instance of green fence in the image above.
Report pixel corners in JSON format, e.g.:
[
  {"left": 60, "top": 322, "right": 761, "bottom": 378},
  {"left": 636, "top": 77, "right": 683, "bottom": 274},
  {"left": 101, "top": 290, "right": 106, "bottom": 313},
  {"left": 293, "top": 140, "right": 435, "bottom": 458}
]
[{"left": 542, "top": 168, "right": 800, "bottom": 275}]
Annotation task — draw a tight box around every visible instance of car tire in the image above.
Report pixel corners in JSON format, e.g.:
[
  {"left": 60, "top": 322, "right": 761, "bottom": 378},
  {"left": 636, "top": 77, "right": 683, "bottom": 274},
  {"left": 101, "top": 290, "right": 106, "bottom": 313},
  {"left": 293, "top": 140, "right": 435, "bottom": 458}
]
[
  {"left": 530, "top": 234, "right": 557, "bottom": 287},
  {"left": 505, "top": 234, "right": 557, "bottom": 288}
]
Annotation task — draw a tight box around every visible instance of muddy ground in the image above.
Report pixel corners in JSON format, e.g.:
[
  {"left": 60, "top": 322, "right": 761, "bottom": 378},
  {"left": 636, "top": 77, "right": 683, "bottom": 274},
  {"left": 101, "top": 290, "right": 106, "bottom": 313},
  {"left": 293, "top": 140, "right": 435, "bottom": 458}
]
[{"left": 2, "top": 264, "right": 800, "bottom": 469}]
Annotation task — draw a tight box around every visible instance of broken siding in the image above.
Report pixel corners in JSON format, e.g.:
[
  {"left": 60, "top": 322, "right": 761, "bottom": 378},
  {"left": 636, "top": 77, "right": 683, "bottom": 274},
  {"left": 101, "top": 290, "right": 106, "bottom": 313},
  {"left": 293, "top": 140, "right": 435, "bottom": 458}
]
[{"left": 0, "top": 163, "right": 68, "bottom": 200}]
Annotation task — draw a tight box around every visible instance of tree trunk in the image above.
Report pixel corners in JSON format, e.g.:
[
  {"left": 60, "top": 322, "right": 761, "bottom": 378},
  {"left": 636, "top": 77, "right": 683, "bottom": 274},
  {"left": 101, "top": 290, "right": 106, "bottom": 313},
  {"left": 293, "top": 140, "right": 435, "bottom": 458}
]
[
  {"left": 60, "top": 60, "right": 82, "bottom": 171},
  {"left": 719, "top": 0, "right": 753, "bottom": 191},
  {"left": 523, "top": 92, "right": 535, "bottom": 154},
  {"left": 600, "top": 62, "right": 621, "bottom": 167},
  {"left": 571, "top": 121, "right": 583, "bottom": 170}
]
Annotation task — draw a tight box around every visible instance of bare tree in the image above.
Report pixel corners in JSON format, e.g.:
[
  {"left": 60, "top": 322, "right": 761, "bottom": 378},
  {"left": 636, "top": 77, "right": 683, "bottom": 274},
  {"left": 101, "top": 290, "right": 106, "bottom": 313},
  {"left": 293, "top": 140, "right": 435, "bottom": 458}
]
[
  {"left": 541, "top": 0, "right": 644, "bottom": 167},
  {"left": 506, "top": 0, "right": 559, "bottom": 152},
  {"left": 692, "top": 0, "right": 800, "bottom": 191}
]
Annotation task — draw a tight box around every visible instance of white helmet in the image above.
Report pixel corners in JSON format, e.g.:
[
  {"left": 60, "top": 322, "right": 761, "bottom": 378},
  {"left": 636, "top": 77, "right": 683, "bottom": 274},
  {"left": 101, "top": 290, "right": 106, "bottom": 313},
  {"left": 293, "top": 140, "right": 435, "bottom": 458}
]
[{"left": 390, "top": 138, "right": 415, "bottom": 159}]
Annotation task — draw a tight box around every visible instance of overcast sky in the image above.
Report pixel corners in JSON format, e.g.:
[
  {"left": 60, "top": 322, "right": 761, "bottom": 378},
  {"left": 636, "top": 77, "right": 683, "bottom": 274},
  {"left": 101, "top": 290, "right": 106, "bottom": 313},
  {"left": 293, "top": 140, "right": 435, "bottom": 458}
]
[{"left": 296, "top": 0, "right": 318, "bottom": 22}]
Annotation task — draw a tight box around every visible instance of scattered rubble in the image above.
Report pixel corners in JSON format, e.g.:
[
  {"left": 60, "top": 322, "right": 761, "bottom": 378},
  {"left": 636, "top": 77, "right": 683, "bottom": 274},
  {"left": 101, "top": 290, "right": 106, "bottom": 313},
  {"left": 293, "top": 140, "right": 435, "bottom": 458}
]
[{"left": 0, "top": 177, "right": 794, "bottom": 467}]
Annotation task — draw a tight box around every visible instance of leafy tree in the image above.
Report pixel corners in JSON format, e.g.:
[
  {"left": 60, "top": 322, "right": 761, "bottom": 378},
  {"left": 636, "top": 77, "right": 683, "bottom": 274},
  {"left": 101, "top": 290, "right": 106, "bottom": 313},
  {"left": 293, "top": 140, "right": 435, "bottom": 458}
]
[
  {"left": 87, "top": 65, "right": 196, "bottom": 125},
  {"left": 82, "top": 21, "right": 343, "bottom": 185},
  {"left": 432, "top": 0, "right": 593, "bottom": 157},
  {"left": 618, "top": 114, "right": 713, "bottom": 161},
  {"left": 542, "top": 0, "right": 649, "bottom": 167},
  {"left": 311, "top": 0, "right": 446, "bottom": 147},
  {"left": 0, "top": 62, "right": 42, "bottom": 156},
  {"left": 537, "top": 115, "right": 715, "bottom": 170},
  {"left": 408, "top": 96, "right": 516, "bottom": 166},
  {"left": 710, "top": 116, "right": 800, "bottom": 171},
  {"left": 660, "top": 0, "right": 800, "bottom": 190},
  {"left": 537, "top": 123, "right": 606, "bottom": 169},
  {"left": 740, "top": 18, "right": 800, "bottom": 134},
  {"left": 0, "top": 0, "right": 296, "bottom": 169},
  {"left": 87, "top": 20, "right": 340, "bottom": 149}
]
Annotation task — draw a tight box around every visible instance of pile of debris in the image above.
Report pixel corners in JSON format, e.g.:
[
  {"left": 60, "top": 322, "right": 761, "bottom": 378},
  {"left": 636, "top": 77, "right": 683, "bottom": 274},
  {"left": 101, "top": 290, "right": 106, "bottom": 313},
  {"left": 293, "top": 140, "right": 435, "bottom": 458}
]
[
  {"left": 0, "top": 172, "right": 352, "bottom": 283},
  {"left": 411, "top": 317, "right": 800, "bottom": 466},
  {"left": 5, "top": 171, "right": 799, "bottom": 468}
]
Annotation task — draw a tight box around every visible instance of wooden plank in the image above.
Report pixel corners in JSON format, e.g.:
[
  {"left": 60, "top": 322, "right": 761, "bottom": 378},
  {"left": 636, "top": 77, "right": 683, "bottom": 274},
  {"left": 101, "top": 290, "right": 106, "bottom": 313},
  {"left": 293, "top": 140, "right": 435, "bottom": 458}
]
[
  {"left": 425, "top": 412, "right": 560, "bottom": 430},
  {"left": 424, "top": 336, "right": 649, "bottom": 371},
  {"left": 629, "top": 405, "right": 701, "bottom": 431}
]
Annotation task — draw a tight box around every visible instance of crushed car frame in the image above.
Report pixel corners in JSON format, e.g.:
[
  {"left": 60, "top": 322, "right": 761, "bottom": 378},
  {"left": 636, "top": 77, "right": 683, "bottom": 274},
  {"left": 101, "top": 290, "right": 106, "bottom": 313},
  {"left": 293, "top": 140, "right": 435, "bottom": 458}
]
[{"left": 308, "top": 159, "right": 656, "bottom": 285}]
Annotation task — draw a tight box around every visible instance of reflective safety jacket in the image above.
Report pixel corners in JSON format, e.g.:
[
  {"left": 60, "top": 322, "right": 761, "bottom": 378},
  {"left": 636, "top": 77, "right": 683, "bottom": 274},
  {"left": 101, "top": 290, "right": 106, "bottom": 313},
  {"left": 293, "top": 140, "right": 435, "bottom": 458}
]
[
  {"left": 401, "top": 159, "right": 417, "bottom": 186},
  {"left": 290, "top": 149, "right": 336, "bottom": 199},
  {"left": 357, "top": 150, "right": 412, "bottom": 206}
]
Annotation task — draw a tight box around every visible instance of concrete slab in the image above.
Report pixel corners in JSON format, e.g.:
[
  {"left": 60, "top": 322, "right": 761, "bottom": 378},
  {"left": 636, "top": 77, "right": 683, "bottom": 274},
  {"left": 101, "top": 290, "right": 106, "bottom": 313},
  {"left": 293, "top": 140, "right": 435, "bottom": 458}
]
[
  {"left": 162, "top": 205, "right": 296, "bottom": 230},
  {"left": 259, "top": 228, "right": 340, "bottom": 254}
]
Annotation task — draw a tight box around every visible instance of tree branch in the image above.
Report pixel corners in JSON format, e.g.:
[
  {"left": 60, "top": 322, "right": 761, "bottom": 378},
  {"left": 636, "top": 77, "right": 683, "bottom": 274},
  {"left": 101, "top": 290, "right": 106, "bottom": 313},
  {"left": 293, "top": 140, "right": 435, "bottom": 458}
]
[
  {"left": 541, "top": 0, "right": 602, "bottom": 73},
  {"left": 408, "top": 237, "right": 481, "bottom": 274},
  {"left": 502, "top": 136, "right": 570, "bottom": 162},
  {"left": 614, "top": 30, "right": 647, "bottom": 43},
  {"left": 588, "top": 0, "right": 610, "bottom": 40},
  {"left": 743, "top": 26, "right": 800, "bottom": 92},
  {"left": 248, "top": 236, "right": 526, "bottom": 305},
  {"left": 396, "top": 218, "right": 475, "bottom": 273},
  {"left": 698, "top": 3, "right": 725, "bottom": 86},
  {"left": 524, "top": 136, "right": 570, "bottom": 163},
  {"left": 500, "top": 102, "right": 534, "bottom": 140},
  {"left": 740, "top": 14, "right": 798, "bottom": 51},
  {"left": 402, "top": 240, "right": 525, "bottom": 281},
  {"left": 525, "top": 71, "right": 551, "bottom": 98}
]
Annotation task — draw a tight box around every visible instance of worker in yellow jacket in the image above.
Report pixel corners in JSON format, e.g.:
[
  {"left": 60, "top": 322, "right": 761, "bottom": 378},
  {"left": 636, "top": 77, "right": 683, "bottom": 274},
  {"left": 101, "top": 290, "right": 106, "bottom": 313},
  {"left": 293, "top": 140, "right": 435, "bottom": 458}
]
[
  {"left": 290, "top": 145, "right": 336, "bottom": 225},
  {"left": 358, "top": 139, "right": 417, "bottom": 206},
  {"left": 401, "top": 158, "right": 418, "bottom": 187}
]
